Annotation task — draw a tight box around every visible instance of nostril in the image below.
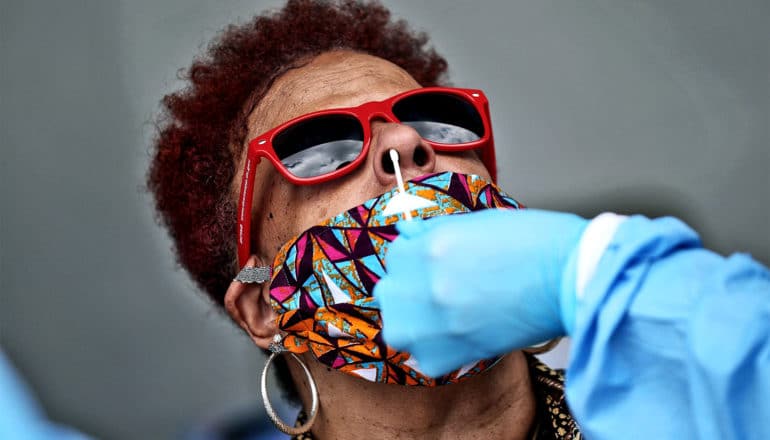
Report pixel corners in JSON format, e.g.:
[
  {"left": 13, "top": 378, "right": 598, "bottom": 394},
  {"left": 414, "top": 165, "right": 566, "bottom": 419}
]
[
  {"left": 413, "top": 146, "right": 428, "bottom": 167},
  {"left": 381, "top": 152, "right": 395, "bottom": 174}
]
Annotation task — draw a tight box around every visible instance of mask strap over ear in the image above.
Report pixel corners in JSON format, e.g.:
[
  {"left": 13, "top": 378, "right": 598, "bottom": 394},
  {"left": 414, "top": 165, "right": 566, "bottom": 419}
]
[{"left": 234, "top": 266, "right": 272, "bottom": 284}]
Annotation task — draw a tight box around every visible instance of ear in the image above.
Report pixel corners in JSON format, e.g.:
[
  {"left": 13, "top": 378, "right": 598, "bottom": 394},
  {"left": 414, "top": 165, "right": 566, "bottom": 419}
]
[{"left": 224, "top": 256, "right": 278, "bottom": 350}]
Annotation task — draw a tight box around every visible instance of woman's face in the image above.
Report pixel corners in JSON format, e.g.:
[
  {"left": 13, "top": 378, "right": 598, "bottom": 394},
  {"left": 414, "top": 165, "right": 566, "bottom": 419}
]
[
  {"left": 235, "top": 50, "right": 492, "bottom": 264},
  {"left": 225, "top": 50, "right": 499, "bottom": 386}
]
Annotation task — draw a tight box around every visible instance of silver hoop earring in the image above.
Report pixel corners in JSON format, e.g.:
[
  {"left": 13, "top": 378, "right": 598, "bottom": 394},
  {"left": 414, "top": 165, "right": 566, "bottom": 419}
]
[{"left": 261, "top": 335, "right": 319, "bottom": 436}]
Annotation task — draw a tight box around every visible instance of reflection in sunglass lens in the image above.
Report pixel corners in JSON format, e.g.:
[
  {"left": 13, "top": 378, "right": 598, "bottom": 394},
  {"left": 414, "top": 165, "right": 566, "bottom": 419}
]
[
  {"left": 393, "top": 93, "right": 484, "bottom": 144},
  {"left": 274, "top": 115, "right": 364, "bottom": 178}
]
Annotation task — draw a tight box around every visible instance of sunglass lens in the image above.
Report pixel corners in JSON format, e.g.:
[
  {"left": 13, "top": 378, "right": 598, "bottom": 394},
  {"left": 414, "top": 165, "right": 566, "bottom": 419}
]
[
  {"left": 393, "top": 93, "right": 484, "bottom": 144},
  {"left": 274, "top": 115, "right": 364, "bottom": 178}
]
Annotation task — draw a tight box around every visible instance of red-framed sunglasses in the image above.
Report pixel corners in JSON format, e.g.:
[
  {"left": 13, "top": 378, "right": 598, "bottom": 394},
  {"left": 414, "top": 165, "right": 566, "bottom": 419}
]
[{"left": 236, "top": 86, "right": 498, "bottom": 265}]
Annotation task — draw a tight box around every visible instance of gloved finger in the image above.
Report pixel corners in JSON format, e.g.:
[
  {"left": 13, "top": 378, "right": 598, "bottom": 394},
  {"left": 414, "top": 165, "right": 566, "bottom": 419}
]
[
  {"left": 379, "top": 299, "right": 449, "bottom": 350},
  {"left": 442, "top": 300, "right": 489, "bottom": 336},
  {"left": 374, "top": 277, "right": 408, "bottom": 329},
  {"left": 382, "top": 312, "right": 443, "bottom": 353},
  {"left": 376, "top": 276, "right": 430, "bottom": 346},
  {"left": 384, "top": 231, "right": 431, "bottom": 278},
  {"left": 394, "top": 217, "right": 429, "bottom": 239}
]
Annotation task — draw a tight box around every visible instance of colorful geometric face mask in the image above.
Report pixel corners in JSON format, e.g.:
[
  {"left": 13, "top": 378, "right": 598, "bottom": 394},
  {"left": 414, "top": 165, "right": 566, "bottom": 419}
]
[{"left": 268, "top": 172, "right": 522, "bottom": 386}]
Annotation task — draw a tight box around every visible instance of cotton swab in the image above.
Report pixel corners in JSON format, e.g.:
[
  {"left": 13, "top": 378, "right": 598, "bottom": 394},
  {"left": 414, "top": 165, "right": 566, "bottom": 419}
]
[{"left": 389, "top": 149, "right": 413, "bottom": 221}]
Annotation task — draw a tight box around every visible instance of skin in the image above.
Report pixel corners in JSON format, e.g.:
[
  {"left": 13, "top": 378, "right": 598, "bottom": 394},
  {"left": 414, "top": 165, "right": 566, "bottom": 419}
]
[{"left": 224, "top": 51, "right": 535, "bottom": 439}]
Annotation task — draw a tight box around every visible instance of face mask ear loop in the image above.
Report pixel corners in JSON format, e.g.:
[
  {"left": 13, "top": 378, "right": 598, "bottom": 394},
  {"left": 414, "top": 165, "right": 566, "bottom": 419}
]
[{"left": 389, "top": 149, "right": 413, "bottom": 221}]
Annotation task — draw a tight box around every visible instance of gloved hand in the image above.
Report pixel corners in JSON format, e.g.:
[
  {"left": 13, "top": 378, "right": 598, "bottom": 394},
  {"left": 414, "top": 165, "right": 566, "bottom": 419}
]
[{"left": 374, "top": 208, "right": 588, "bottom": 377}]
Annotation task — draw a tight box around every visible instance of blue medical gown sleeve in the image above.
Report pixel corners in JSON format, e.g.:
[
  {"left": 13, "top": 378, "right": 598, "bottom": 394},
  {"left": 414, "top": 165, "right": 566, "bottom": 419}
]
[
  {"left": 0, "top": 351, "right": 92, "bottom": 440},
  {"left": 566, "top": 215, "right": 770, "bottom": 440}
]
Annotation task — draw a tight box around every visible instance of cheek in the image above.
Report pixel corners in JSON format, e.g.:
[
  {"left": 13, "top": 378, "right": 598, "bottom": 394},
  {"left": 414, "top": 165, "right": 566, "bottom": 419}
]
[
  {"left": 436, "top": 151, "right": 492, "bottom": 180},
  {"left": 295, "top": 189, "right": 336, "bottom": 225},
  {"left": 254, "top": 175, "right": 299, "bottom": 255},
  {"left": 257, "top": 184, "right": 347, "bottom": 255},
  {"left": 291, "top": 183, "right": 362, "bottom": 228}
]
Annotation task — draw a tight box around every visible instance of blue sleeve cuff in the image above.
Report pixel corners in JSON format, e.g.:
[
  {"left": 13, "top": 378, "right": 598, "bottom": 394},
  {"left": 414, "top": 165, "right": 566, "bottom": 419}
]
[{"left": 560, "top": 213, "right": 628, "bottom": 335}]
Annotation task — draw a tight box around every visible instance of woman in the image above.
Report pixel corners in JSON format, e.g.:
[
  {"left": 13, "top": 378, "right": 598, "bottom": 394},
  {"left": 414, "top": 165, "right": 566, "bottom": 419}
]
[{"left": 148, "top": 1, "right": 579, "bottom": 438}]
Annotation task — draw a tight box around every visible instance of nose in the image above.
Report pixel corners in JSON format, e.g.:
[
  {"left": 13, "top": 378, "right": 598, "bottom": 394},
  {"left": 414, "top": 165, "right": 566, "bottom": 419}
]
[{"left": 370, "top": 122, "right": 436, "bottom": 186}]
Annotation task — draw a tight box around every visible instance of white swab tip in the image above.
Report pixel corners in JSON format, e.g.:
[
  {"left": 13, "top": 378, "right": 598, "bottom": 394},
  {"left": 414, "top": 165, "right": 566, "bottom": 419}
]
[{"left": 389, "top": 149, "right": 400, "bottom": 162}]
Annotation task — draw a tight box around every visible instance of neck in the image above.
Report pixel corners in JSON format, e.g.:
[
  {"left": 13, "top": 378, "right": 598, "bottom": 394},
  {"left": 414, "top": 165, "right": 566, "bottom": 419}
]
[{"left": 289, "top": 351, "right": 536, "bottom": 440}]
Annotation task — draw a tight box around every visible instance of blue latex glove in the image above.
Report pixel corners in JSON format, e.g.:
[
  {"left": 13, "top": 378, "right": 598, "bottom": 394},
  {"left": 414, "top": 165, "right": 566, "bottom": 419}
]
[
  {"left": 0, "top": 351, "right": 92, "bottom": 440},
  {"left": 374, "top": 208, "right": 588, "bottom": 377}
]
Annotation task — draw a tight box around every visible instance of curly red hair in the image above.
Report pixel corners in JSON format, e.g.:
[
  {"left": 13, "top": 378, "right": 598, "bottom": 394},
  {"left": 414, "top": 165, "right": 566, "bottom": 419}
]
[{"left": 148, "top": 0, "right": 448, "bottom": 306}]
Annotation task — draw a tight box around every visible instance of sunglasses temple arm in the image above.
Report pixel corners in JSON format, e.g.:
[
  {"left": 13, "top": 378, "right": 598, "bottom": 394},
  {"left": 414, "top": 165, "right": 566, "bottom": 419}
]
[
  {"left": 481, "top": 101, "right": 498, "bottom": 182},
  {"left": 237, "top": 155, "right": 261, "bottom": 267}
]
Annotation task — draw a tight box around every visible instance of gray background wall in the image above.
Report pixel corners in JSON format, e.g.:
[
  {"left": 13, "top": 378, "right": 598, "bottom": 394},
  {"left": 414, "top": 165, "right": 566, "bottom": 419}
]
[{"left": 1, "top": 0, "right": 767, "bottom": 439}]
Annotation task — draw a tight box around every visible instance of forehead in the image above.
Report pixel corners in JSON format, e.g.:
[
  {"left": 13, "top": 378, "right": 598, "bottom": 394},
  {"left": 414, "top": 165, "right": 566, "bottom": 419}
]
[{"left": 246, "top": 51, "right": 422, "bottom": 137}]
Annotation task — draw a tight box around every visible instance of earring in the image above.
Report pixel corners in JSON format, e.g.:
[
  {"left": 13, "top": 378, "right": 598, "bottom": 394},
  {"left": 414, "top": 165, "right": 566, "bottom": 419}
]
[
  {"left": 261, "top": 334, "right": 319, "bottom": 436},
  {"left": 234, "top": 265, "right": 272, "bottom": 284}
]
